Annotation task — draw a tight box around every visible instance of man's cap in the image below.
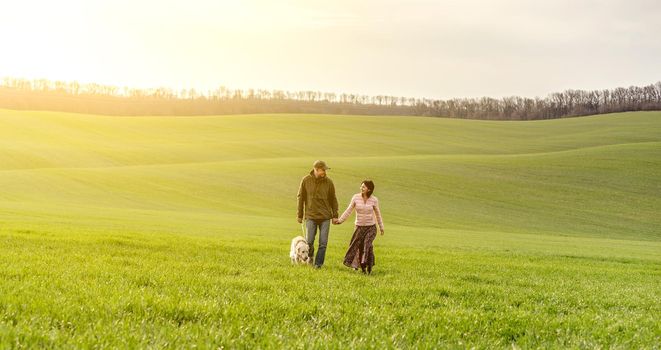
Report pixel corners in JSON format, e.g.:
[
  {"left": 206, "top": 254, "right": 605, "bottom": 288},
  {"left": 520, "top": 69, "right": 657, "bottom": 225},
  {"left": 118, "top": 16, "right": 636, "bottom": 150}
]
[{"left": 313, "top": 160, "right": 330, "bottom": 170}]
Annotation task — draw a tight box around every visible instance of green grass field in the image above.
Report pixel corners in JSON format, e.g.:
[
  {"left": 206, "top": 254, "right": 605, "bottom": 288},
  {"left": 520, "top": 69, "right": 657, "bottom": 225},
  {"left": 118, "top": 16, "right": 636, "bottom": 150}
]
[{"left": 0, "top": 109, "right": 659, "bottom": 348}]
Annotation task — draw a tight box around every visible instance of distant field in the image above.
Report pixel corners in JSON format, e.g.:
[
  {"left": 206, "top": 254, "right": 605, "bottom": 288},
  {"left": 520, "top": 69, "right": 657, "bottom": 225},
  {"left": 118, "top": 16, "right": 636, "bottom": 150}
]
[{"left": 0, "top": 109, "right": 659, "bottom": 348}]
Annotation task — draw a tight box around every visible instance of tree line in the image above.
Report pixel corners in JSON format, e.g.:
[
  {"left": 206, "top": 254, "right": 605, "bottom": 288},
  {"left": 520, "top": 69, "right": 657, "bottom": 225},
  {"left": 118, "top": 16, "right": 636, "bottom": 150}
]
[{"left": 1, "top": 77, "right": 659, "bottom": 120}]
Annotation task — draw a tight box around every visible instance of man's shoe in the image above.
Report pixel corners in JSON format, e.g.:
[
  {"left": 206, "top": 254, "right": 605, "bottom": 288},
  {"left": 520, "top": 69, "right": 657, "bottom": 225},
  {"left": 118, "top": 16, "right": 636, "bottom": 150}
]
[{"left": 314, "top": 265, "right": 322, "bottom": 269}]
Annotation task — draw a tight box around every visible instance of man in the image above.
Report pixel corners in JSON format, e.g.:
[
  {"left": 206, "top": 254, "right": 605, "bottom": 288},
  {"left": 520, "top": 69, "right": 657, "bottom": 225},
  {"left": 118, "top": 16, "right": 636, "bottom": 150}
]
[{"left": 297, "top": 160, "right": 339, "bottom": 269}]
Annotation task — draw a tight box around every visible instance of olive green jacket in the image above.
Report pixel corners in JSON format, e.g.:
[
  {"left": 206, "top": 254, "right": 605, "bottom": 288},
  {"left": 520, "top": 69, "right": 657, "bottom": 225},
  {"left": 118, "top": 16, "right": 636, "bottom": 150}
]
[{"left": 297, "top": 170, "right": 339, "bottom": 220}]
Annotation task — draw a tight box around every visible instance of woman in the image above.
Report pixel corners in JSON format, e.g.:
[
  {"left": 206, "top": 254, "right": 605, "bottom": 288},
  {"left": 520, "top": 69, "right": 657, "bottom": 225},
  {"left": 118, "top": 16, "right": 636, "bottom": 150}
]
[{"left": 333, "top": 180, "right": 385, "bottom": 274}]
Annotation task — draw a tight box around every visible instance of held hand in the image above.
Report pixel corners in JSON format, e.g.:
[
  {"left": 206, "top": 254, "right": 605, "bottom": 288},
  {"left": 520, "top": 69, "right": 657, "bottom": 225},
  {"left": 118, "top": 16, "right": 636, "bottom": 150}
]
[
  {"left": 380, "top": 230, "right": 385, "bottom": 236},
  {"left": 332, "top": 218, "right": 340, "bottom": 225},
  {"left": 297, "top": 217, "right": 303, "bottom": 224}
]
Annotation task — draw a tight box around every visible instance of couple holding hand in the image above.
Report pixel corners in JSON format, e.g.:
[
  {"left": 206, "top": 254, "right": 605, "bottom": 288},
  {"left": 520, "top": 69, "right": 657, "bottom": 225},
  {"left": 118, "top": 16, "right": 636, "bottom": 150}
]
[{"left": 297, "top": 160, "right": 385, "bottom": 274}]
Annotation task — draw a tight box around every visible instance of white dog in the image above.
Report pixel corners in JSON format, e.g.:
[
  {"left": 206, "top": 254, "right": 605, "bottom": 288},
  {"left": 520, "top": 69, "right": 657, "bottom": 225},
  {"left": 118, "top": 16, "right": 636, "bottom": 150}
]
[{"left": 290, "top": 236, "right": 310, "bottom": 264}]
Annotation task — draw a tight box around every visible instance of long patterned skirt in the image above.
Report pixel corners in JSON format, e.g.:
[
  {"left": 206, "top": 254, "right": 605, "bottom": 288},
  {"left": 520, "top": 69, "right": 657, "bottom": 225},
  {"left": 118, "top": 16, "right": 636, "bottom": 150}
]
[{"left": 343, "top": 224, "right": 377, "bottom": 272}]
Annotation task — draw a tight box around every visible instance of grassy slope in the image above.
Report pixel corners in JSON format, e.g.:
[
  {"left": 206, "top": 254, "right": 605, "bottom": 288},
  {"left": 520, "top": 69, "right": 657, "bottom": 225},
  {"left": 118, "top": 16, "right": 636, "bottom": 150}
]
[{"left": 0, "top": 109, "right": 659, "bottom": 348}]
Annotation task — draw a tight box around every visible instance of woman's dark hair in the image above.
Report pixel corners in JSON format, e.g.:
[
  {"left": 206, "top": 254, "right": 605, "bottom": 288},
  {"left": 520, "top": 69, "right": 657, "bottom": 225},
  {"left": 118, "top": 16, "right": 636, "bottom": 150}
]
[{"left": 362, "top": 180, "right": 375, "bottom": 198}]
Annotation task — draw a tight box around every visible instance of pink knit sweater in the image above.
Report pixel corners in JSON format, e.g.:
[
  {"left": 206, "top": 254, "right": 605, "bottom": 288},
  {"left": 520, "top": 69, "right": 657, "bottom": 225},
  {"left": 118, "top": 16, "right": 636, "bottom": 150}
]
[{"left": 338, "top": 193, "right": 384, "bottom": 231}]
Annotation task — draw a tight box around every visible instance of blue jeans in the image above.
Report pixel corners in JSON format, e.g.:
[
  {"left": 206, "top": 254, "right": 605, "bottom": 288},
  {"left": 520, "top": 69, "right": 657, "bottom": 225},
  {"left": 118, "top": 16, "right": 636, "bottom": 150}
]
[{"left": 306, "top": 219, "right": 330, "bottom": 267}]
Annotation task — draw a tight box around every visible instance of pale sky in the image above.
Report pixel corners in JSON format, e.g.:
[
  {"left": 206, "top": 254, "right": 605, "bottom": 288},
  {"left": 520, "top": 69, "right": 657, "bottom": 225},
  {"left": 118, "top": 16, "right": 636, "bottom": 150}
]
[{"left": 1, "top": 0, "right": 659, "bottom": 99}]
